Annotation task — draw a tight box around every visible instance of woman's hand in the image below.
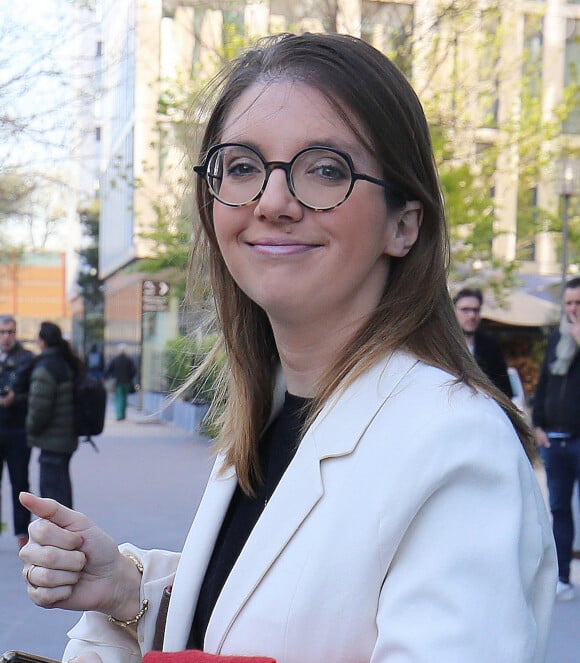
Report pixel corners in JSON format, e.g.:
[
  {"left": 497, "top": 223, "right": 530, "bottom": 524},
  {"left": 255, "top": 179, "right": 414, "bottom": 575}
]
[{"left": 19, "top": 492, "right": 142, "bottom": 619}]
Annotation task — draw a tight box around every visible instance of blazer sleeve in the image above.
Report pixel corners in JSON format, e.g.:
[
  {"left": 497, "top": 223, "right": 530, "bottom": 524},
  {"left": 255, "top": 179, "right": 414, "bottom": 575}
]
[{"left": 370, "top": 407, "right": 555, "bottom": 663}]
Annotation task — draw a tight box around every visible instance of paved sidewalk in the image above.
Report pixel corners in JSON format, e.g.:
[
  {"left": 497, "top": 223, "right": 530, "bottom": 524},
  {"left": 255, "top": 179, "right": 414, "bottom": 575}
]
[{"left": 1, "top": 404, "right": 579, "bottom": 661}]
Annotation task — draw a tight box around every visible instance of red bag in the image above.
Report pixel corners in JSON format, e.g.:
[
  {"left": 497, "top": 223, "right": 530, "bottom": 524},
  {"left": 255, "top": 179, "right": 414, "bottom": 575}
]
[{"left": 143, "top": 653, "right": 275, "bottom": 663}]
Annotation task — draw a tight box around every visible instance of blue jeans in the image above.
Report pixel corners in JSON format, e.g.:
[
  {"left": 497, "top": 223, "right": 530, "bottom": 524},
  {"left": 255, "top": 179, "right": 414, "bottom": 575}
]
[
  {"left": 39, "top": 450, "right": 73, "bottom": 509},
  {"left": 540, "top": 436, "right": 580, "bottom": 583},
  {"left": 0, "top": 427, "right": 31, "bottom": 536}
]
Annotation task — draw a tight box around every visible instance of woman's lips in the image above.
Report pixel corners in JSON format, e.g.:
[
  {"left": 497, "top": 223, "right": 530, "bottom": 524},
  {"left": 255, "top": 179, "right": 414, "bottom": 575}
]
[{"left": 248, "top": 240, "right": 321, "bottom": 256}]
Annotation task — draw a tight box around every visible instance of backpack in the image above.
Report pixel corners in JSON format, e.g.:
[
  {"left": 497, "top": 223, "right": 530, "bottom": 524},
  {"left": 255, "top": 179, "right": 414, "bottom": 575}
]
[{"left": 74, "top": 373, "right": 107, "bottom": 441}]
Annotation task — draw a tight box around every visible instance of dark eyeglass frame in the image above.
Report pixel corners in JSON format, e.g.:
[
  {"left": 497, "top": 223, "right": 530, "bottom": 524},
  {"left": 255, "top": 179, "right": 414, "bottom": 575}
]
[{"left": 193, "top": 143, "right": 387, "bottom": 211}]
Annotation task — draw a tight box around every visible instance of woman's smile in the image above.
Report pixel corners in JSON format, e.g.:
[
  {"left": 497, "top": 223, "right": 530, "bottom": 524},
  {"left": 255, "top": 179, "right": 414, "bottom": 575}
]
[{"left": 245, "top": 238, "right": 323, "bottom": 257}]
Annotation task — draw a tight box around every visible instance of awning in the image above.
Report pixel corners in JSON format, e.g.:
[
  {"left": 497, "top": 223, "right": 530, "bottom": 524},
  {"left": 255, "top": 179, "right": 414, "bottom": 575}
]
[{"left": 482, "top": 291, "right": 560, "bottom": 327}]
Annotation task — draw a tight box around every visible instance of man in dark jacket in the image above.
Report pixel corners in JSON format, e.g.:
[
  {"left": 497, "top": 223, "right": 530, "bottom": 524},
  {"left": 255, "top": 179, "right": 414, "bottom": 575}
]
[
  {"left": 454, "top": 288, "right": 513, "bottom": 398},
  {"left": 0, "top": 315, "right": 35, "bottom": 549},
  {"left": 533, "top": 277, "right": 580, "bottom": 601},
  {"left": 105, "top": 344, "right": 137, "bottom": 421}
]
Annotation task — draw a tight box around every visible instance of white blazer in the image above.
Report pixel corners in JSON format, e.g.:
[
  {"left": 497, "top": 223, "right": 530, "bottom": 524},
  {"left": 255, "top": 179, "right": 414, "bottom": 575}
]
[{"left": 64, "top": 352, "right": 556, "bottom": 663}]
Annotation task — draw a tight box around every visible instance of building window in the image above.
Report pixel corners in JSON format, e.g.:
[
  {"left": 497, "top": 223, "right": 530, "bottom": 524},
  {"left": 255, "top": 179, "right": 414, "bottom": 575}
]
[
  {"left": 517, "top": 186, "right": 539, "bottom": 261},
  {"left": 479, "top": 14, "right": 500, "bottom": 128},
  {"left": 223, "top": 3, "right": 244, "bottom": 44},
  {"left": 361, "top": 1, "right": 413, "bottom": 76},
  {"left": 523, "top": 15, "right": 543, "bottom": 98},
  {"left": 563, "top": 19, "right": 580, "bottom": 134}
]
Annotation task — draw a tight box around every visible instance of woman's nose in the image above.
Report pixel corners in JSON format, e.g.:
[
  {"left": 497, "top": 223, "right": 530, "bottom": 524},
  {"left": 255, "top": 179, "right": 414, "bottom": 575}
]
[{"left": 253, "top": 168, "right": 303, "bottom": 223}]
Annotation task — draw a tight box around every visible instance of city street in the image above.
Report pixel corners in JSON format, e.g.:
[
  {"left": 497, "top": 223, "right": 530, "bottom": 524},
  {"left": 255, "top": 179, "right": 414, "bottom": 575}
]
[{"left": 1, "top": 403, "right": 579, "bottom": 661}]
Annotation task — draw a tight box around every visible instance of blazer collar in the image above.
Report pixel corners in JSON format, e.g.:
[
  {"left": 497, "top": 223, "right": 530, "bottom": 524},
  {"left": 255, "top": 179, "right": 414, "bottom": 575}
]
[{"left": 164, "top": 350, "right": 419, "bottom": 652}]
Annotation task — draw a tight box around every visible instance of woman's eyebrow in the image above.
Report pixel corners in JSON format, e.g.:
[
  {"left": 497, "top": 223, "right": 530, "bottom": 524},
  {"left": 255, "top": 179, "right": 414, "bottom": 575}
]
[{"left": 217, "top": 137, "right": 368, "bottom": 160}]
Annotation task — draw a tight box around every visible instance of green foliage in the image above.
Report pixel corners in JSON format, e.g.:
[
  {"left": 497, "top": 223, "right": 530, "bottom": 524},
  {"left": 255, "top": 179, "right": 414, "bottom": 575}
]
[
  {"left": 165, "top": 333, "right": 224, "bottom": 405},
  {"left": 165, "top": 333, "right": 226, "bottom": 438},
  {"left": 77, "top": 204, "right": 104, "bottom": 343},
  {"left": 430, "top": 125, "right": 508, "bottom": 292},
  {"left": 137, "top": 201, "right": 193, "bottom": 302}
]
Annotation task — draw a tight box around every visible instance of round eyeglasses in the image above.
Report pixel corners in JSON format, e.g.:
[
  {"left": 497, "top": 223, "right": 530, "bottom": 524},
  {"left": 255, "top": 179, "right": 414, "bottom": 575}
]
[{"left": 194, "top": 143, "right": 387, "bottom": 211}]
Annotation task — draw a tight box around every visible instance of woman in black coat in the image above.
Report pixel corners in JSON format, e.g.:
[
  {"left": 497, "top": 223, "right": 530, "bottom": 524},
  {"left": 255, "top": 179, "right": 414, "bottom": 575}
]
[{"left": 26, "top": 321, "right": 82, "bottom": 508}]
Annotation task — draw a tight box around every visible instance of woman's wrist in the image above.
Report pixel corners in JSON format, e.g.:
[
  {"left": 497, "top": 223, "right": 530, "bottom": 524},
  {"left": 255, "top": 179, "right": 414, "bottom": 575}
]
[{"left": 106, "top": 553, "right": 146, "bottom": 624}]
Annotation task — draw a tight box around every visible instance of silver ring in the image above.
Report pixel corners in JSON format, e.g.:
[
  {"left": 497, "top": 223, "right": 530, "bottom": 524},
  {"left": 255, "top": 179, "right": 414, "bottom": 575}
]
[{"left": 25, "top": 564, "right": 39, "bottom": 590}]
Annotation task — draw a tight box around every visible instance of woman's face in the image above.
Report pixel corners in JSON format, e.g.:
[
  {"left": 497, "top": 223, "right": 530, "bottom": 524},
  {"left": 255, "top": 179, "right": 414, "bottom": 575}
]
[{"left": 213, "top": 81, "right": 419, "bottom": 331}]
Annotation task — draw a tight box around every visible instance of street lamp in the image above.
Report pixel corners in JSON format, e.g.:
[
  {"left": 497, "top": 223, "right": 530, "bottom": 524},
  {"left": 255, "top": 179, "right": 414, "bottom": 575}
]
[{"left": 557, "top": 159, "right": 580, "bottom": 295}]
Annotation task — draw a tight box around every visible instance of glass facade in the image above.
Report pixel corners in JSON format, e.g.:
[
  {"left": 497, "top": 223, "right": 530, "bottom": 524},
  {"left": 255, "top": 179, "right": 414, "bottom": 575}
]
[
  {"left": 361, "top": 1, "right": 413, "bottom": 75},
  {"left": 563, "top": 18, "right": 580, "bottom": 134}
]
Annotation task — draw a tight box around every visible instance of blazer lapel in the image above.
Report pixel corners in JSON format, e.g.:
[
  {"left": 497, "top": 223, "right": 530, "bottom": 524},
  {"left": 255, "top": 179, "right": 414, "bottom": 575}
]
[
  {"left": 163, "top": 368, "right": 288, "bottom": 651},
  {"left": 205, "top": 351, "right": 420, "bottom": 652},
  {"left": 162, "top": 458, "right": 237, "bottom": 651}
]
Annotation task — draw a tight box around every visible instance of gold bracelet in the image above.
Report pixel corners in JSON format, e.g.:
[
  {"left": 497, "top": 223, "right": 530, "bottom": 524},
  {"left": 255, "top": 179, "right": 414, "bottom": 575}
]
[{"left": 108, "top": 554, "right": 149, "bottom": 629}]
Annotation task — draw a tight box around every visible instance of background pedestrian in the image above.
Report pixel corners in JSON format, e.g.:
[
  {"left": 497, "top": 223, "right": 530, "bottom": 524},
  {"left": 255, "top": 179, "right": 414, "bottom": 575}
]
[
  {"left": 26, "top": 321, "right": 83, "bottom": 509},
  {"left": 86, "top": 343, "right": 105, "bottom": 381},
  {"left": 0, "top": 314, "right": 34, "bottom": 549},
  {"left": 453, "top": 287, "right": 513, "bottom": 397},
  {"left": 104, "top": 344, "right": 137, "bottom": 421},
  {"left": 533, "top": 276, "right": 580, "bottom": 601}
]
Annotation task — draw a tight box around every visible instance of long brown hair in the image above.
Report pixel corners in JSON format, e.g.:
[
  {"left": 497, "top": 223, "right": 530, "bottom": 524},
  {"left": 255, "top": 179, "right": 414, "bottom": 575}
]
[{"left": 189, "top": 33, "right": 534, "bottom": 494}]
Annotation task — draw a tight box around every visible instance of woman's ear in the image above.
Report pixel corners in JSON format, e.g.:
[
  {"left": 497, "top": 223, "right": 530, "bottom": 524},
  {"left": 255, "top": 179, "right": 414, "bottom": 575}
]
[{"left": 383, "top": 201, "right": 422, "bottom": 258}]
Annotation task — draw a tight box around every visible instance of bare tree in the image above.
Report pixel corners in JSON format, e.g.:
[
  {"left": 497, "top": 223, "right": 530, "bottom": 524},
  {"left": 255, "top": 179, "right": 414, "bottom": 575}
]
[{"left": 0, "top": 0, "right": 101, "bottom": 251}]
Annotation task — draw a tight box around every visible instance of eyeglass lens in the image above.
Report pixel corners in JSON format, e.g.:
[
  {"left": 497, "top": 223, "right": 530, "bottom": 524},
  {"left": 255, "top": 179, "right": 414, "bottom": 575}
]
[{"left": 206, "top": 145, "right": 354, "bottom": 210}]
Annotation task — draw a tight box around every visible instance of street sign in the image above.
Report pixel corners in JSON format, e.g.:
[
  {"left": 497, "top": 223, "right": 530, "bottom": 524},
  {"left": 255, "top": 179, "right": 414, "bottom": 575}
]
[{"left": 142, "top": 279, "right": 170, "bottom": 312}]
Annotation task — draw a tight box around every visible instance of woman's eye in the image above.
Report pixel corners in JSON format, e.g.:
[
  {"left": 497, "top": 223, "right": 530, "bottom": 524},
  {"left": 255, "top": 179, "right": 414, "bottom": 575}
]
[
  {"left": 225, "top": 158, "right": 261, "bottom": 178},
  {"left": 308, "top": 160, "right": 349, "bottom": 182}
]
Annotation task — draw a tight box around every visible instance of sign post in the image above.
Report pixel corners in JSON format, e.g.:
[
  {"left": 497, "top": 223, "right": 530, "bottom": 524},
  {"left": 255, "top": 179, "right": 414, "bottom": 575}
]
[{"left": 140, "top": 280, "right": 171, "bottom": 398}]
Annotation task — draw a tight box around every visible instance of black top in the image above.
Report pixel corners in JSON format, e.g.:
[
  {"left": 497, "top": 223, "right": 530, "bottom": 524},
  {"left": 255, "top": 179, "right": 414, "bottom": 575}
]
[
  {"left": 188, "top": 392, "right": 310, "bottom": 650},
  {"left": 105, "top": 353, "right": 136, "bottom": 383},
  {"left": 532, "top": 329, "right": 580, "bottom": 436}
]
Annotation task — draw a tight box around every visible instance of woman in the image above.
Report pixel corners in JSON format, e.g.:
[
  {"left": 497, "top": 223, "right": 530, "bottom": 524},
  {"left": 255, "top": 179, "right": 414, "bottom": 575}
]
[
  {"left": 26, "top": 321, "right": 81, "bottom": 509},
  {"left": 20, "top": 34, "right": 556, "bottom": 662}
]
